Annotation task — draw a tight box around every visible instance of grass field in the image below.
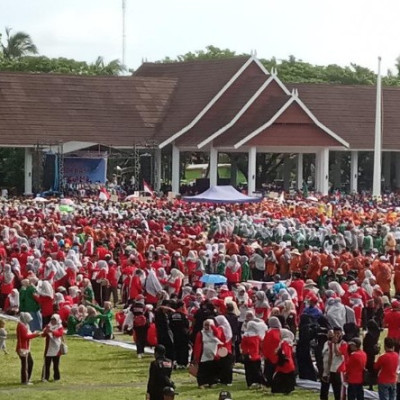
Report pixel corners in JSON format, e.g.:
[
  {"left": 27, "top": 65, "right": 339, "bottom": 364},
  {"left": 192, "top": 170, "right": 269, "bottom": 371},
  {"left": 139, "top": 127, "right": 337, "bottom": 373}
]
[{"left": 0, "top": 320, "right": 317, "bottom": 400}]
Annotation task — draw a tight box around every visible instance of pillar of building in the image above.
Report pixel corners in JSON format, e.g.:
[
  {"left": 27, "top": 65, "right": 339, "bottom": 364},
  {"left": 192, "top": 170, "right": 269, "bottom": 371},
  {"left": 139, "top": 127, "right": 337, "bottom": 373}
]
[
  {"left": 297, "top": 153, "right": 303, "bottom": 191},
  {"left": 154, "top": 148, "right": 162, "bottom": 192},
  {"left": 316, "top": 148, "right": 329, "bottom": 195},
  {"left": 383, "top": 152, "right": 391, "bottom": 191},
  {"left": 350, "top": 151, "right": 358, "bottom": 193},
  {"left": 209, "top": 146, "right": 218, "bottom": 187},
  {"left": 24, "top": 147, "right": 33, "bottom": 195},
  {"left": 247, "top": 147, "right": 257, "bottom": 195},
  {"left": 171, "top": 144, "right": 180, "bottom": 194}
]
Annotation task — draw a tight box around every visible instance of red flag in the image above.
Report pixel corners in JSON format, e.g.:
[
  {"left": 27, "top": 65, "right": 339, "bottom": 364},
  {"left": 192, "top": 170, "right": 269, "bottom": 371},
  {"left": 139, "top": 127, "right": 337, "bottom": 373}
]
[
  {"left": 98, "top": 187, "right": 110, "bottom": 201},
  {"left": 143, "top": 180, "right": 154, "bottom": 196}
]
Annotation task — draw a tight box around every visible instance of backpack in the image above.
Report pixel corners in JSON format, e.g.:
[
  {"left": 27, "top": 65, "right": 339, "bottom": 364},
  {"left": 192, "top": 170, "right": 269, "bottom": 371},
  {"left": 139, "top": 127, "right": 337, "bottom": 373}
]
[{"left": 134, "top": 314, "right": 147, "bottom": 327}]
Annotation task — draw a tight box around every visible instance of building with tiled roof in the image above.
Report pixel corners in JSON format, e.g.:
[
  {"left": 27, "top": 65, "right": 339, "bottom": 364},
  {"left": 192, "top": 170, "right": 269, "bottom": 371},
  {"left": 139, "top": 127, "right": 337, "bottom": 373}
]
[{"left": 0, "top": 56, "right": 398, "bottom": 195}]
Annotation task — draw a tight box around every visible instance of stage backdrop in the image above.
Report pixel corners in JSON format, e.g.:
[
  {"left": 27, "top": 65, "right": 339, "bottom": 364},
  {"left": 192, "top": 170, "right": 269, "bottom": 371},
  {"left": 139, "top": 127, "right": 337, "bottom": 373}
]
[{"left": 64, "top": 157, "right": 107, "bottom": 184}]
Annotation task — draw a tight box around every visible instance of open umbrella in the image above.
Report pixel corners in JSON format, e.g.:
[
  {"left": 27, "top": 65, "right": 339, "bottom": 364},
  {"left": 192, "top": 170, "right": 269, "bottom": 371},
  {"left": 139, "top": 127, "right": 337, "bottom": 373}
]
[
  {"left": 59, "top": 205, "right": 74, "bottom": 213},
  {"left": 60, "top": 198, "right": 74, "bottom": 206},
  {"left": 200, "top": 274, "right": 227, "bottom": 285},
  {"left": 33, "top": 197, "right": 48, "bottom": 203}
]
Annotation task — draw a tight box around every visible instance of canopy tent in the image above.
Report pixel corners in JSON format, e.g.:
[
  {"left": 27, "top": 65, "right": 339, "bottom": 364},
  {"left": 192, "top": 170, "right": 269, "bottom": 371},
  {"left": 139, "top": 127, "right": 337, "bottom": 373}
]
[{"left": 182, "top": 185, "right": 262, "bottom": 204}]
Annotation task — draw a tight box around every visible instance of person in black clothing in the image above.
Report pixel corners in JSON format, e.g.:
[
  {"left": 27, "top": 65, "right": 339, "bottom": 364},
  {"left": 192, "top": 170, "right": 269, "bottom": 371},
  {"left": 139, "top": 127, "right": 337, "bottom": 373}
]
[
  {"left": 131, "top": 297, "right": 148, "bottom": 359},
  {"left": 169, "top": 300, "right": 189, "bottom": 368},
  {"left": 225, "top": 303, "right": 240, "bottom": 362},
  {"left": 296, "top": 314, "right": 318, "bottom": 381},
  {"left": 155, "top": 301, "right": 175, "bottom": 362},
  {"left": 146, "top": 345, "right": 175, "bottom": 400},
  {"left": 363, "top": 319, "right": 380, "bottom": 390}
]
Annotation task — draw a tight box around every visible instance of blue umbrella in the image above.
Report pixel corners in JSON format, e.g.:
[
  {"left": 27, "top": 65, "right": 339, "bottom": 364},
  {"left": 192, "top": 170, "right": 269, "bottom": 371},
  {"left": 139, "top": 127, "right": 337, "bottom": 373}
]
[{"left": 200, "top": 274, "right": 227, "bottom": 285}]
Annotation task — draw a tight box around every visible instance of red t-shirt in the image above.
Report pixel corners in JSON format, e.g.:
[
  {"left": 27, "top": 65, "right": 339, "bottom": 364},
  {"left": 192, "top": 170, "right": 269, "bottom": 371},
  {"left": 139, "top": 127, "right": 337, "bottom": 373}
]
[
  {"left": 275, "top": 341, "right": 295, "bottom": 373},
  {"left": 241, "top": 335, "right": 261, "bottom": 361},
  {"left": 262, "top": 328, "right": 281, "bottom": 363},
  {"left": 374, "top": 351, "right": 399, "bottom": 384},
  {"left": 384, "top": 310, "right": 400, "bottom": 339},
  {"left": 346, "top": 350, "right": 367, "bottom": 384}
]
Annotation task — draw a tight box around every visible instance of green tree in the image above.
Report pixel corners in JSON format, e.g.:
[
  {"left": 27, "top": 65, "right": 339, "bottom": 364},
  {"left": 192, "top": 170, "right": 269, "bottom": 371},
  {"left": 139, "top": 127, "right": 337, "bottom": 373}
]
[{"left": 0, "top": 27, "right": 38, "bottom": 59}]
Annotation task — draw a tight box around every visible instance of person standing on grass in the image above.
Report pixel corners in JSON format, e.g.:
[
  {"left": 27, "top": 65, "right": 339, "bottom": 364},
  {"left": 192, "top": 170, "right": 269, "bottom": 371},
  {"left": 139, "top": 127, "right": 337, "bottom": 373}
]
[
  {"left": 41, "top": 314, "right": 64, "bottom": 382},
  {"left": 345, "top": 338, "right": 367, "bottom": 400},
  {"left": 16, "top": 312, "right": 41, "bottom": 385},
  {"left": 146, "top": 344, "right": 175, "bottom": 400},
  {"left": 374, "top": 337, "right": 399, "bottom": 400}
]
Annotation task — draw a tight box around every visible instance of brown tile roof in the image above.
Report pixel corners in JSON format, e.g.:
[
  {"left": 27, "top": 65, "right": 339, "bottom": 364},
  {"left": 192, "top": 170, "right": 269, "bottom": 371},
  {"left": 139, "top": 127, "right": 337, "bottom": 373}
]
[
  {"left": 213, "top": 80, "right": 289, "bottom": 147},
  {"left": 0, "top": 73, "right": 177, "bottom": 147},
  {"left": 134, "top": 56, "right": 250, "bottom": 143},
  {"left": 287, "top": 83, "right": 400, "bottom": 150},
  {"left": 175, "top": 62, "right": 268, "bottom": 147}
]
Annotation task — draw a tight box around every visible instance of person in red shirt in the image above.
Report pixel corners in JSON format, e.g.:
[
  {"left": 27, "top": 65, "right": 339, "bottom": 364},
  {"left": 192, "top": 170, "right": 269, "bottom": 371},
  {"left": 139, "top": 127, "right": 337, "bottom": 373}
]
[
  {"left": 262, "top": 316, "right": 281, "bottom": 387},
  {"left": 383, "top": 301, "right": 400, "bottom": 345},
  {"left": 346, "top": 338, "right": 367, "bottom": 400},
  {"left": 16, "top": 312, "right": 41, "bottom": 385},
  {"left": 271, "top": 328, "right": 296, "bottom": 394},
  {"left": 374, "top": 337, "right": 398, "bottom": 400},
  {"left": 106, "top": 261, "right": 119, "bottom": 307}
]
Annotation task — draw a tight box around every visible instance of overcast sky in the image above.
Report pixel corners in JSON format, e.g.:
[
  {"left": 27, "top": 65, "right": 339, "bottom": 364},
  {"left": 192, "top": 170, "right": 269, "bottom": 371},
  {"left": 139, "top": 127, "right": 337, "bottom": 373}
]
[{"left": 0, "top": 0, "right": 399, "bottom": 74}]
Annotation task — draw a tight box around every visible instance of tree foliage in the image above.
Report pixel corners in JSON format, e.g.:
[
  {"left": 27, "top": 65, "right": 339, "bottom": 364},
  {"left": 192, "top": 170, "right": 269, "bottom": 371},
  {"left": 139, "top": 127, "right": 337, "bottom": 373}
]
[
  {"left": 0, "top": 27, "right": 38, "bottom": 59},
  {"left": 158, "top": 45, "right": 400, "bottom": 86}
]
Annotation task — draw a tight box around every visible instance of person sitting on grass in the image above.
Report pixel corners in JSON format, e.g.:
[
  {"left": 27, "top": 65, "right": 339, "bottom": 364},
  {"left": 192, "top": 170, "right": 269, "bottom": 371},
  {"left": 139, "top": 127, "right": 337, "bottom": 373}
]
[
  {"left": 66, "top": 305, "right": 81, "bottom": 335},
  {"left": 90, "top": 301, "right": 114, "bottom": 339},
  {"left": 76, "top": 306, "right": 99, "bottom": 337}
]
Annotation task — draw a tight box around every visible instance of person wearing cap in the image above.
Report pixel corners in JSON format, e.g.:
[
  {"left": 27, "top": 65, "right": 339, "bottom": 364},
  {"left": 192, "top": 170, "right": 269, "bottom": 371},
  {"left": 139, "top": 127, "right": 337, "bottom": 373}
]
[
  {"left": 146, "top": 344, "right": 174, "bottom": 400},
  {"left": 218, "top": 390, "right": 233, "bottom": 400},
  {"left": 162, "top": 386, "right": 176, "bottom": 400},
  {"left": 345, "top": 338, "right": 366, "bottom": 400}
]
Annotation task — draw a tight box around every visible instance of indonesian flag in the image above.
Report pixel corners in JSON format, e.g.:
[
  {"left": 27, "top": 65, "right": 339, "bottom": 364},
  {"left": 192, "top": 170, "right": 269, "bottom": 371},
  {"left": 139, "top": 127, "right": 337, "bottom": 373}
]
[
  {"left": 143, "top": 180, "right": 155, "bottom": 196},
  {"left": 98, "top": 187, "right": 110, "bottom": 201}
]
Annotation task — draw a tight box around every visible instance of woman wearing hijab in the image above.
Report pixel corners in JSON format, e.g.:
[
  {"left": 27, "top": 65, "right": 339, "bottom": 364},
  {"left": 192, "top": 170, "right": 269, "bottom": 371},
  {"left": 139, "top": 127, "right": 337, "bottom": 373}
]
[
  {"left": 41, "top": 313, "right": 64, "bottom": 382},
  {"left": 363, "top": 319, "right": 381, "bottom": 390},
  {"left": 254, "top": 291, "right": 270, "bottom": 322},
  {"left": 4, "top": 288, "right": 19, "bottom": 315},
  {"left": 241, "top": 320, "right": 267, "bottom": 388},
  {"left": 0, "top": 264, "right": 15, "bottom": 309},
  {"left": 271, "top": 329, "right": 296, "bottom": 394},
  {"left": 296, "top": 314, "right": 318, "bottom": 381},
  {"left": 167, "top": 268, "right": 184, "bottom": 296},
  {"left": 19, "top": 278, "right": 42, "bottom": 331},
  {"left": 34, "top": 280, "right": 55, "bottom": 327},
  {"left": 215, "top": 315, "right": 234, "bottom": 386},
  {"left": 16, "top": 312, "right": 41, "bottom": 385},
  {"left": 225, "top": 255, "right": 241, "bottom": 288},
  {"left": 262, "top": 316, "right": 282, "bottom": 387},
  {"left": 193, "top": 319, "right": 223, "bottom": 388}
]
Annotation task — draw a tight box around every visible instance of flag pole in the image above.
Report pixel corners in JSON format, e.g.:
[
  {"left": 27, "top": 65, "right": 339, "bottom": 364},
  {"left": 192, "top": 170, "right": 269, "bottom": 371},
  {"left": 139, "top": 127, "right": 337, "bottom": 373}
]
[{"left": 372, "top": 56, "right": 382, "bottom": 198}]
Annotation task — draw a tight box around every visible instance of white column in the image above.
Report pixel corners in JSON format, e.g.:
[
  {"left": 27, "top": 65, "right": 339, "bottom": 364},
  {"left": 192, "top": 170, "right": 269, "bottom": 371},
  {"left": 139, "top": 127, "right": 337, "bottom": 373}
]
[
  {"left": 316, "top": 148, "right": 329, "bottom": 195},
  {"left": 297, "top": 153, "right": 303, "bottom": 190},
  {"left": 372, "top": 57, "right": 382, "bottom": 198},
  {"left": 350, "top": 151, "right": 358, "bottom": 193},
  {"left": 248, "top": 147, "right": 257, "bottom": 195},
  {"left": 209, "top": 146, "right": 218, "bottom": 187},
  {"left": 154, "top": 148, "right": 162, "bottom": 192},
  {"left": 171, "top": 144, "right": 180, "bottom": 194},
  {"left": 24, "top": 147, "right": 33, "bottom": 195}
]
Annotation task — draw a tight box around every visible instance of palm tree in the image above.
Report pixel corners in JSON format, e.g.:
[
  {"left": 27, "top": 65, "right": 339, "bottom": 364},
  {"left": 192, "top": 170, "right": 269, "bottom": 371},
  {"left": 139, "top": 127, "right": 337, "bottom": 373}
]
[
  {"left": 91, "top": 56, "right": 125, "bottom": 75},
  {"left": 1, "top": 27, "right": 38, "bottom": 59}
]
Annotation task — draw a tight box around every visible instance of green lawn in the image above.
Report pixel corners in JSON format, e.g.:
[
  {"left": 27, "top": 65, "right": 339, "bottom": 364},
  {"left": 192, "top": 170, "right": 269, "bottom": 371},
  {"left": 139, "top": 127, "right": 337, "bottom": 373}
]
[{"left": 0, "top": 321, "right": 317, "bottom": 400}]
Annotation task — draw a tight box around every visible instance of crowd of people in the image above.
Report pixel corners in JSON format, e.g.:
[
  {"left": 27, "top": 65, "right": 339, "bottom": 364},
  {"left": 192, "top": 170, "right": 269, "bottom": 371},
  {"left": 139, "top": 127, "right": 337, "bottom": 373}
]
[{"left": 1, "top": 192, "right": 400, "bottom": 400}]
